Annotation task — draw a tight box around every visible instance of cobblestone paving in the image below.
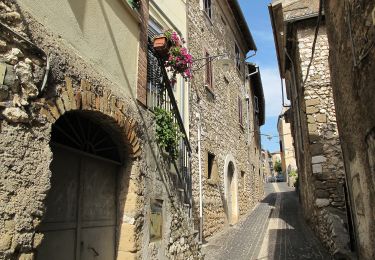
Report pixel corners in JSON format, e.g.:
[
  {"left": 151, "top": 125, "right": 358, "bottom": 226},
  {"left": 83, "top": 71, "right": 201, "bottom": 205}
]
[{"left": 203, "top": 183, "right": 331, "bottom": 260}]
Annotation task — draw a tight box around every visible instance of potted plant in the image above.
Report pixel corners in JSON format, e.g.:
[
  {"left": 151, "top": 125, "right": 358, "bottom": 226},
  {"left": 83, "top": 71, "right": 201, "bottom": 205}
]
[
  {"left": 154, "top": 107, "right": 184, "bottom": 160},
  {"left": 153, "top": 30, "right": 193, "bottom": 83},
  {"left": 153, "top": 35, "right": 170, "bottom": 58}
]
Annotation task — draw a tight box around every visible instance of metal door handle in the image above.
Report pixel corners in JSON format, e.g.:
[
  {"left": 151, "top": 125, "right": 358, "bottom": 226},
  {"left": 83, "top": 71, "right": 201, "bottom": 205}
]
[{"left": 88, "top": 246, "right": 99, "bottom": 257}]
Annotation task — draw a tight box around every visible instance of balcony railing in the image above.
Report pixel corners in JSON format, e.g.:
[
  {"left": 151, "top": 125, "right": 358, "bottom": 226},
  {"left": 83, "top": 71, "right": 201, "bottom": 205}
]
[{"left": 147, "top": 40, "right": 193, "bottom": 210}]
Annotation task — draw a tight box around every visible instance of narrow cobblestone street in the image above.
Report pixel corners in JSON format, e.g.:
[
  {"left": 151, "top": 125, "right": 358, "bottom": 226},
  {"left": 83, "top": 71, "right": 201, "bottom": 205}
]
[{"left": 203, "top": 183, "right": 331, "bottom": 260}]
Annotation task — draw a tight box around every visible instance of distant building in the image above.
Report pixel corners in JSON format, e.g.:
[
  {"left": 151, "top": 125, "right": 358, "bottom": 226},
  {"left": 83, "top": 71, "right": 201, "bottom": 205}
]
[
  {"left": 261, "top": 150, "right": 273, "bottom": 181},
  {"left": 188, "top": 0, "right": 265, "bottom": 240},
  {"left": 278, "top": 108, "right": 297, "bottom": 179}
]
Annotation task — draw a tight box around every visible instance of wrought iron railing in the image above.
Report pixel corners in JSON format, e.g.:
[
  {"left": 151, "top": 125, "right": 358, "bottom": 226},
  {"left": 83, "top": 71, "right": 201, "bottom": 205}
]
[{"left": 147, "top": 40, "right": 193, "bottom": 210}]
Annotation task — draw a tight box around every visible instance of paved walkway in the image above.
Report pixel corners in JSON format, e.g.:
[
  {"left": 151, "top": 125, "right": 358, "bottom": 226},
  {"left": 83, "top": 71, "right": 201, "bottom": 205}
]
[{"left": 203, "top": 183, "right": 331, "bottom": 260}]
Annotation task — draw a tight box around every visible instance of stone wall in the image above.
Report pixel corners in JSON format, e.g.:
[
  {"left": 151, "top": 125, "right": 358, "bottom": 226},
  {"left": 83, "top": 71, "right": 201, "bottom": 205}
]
[
  {"left": 290, "top": 20, "right": 351, "bottom": 256},
  {"left": 187, "top": 0, "right": 263, "bottom": 240},
  {"left": 0, "top": 1, "right": 201, "bottom": 259},
  {"left": 324, "top": 0, "right": 375, "bottom": 258}
]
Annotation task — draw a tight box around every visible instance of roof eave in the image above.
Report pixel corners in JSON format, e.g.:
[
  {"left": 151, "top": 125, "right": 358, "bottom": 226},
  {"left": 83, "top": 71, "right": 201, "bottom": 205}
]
[{"left": 229, "top": 0, "right": 257, "bottom": 52}]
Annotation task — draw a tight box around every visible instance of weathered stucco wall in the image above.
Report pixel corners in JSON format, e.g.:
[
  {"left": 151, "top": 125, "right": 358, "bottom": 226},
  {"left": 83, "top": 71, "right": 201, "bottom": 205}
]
[
  {"left": 324, "top": 0, "right": 375, "bottom": 259},
  {"left": 17, "top": 0, "right": 140, "bottom": 99},
  {"left": 187, "top": 0, "right": 263, "bottom": 239},
  {"left": 0, "top": 1, "right": 201, "bottom": 259}
]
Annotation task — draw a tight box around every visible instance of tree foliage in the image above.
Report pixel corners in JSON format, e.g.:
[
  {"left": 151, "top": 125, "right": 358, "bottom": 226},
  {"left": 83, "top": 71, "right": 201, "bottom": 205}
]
[{"left": 274, "top": 160, "right": 282, "bottom": 173}]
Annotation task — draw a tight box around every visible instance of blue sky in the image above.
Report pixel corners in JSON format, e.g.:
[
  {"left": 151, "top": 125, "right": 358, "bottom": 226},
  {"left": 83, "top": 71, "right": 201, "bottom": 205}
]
[{"left": 239, "top": 0, "right": 286, "bottom": 152}]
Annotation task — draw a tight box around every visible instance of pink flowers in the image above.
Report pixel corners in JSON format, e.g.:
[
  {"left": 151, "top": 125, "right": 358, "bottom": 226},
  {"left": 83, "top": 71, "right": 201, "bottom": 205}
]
[{"left": 163, "top": 30, "right": 193, "bottom": 83}]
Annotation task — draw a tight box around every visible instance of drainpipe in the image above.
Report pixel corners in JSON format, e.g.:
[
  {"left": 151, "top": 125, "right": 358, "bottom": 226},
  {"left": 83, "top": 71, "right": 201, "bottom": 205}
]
[
  {"left": 196, "top": 112, "right": 203, "bottom": 243},
  {"left": 284, "top": 48, "right": 304, "bottom": 157},
  {"left": 246, "top": 66, "right": 259, "bottom": 146}
]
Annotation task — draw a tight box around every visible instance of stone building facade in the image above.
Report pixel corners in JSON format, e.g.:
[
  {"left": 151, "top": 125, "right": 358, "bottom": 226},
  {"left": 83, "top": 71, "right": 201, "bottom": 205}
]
[
  {"left": 187, "top": 0, "right": 265, "bottom": 240},
  {"left": 0, "top": 0, "right": 201, "bottom": 259},
  {"left": 323, "top": 0, "right": 375, "bottom": 258},
  {"left": 261, "top": 150, "right": 273, "bottom": 181},
  {"left": 270, "top": 0, "right": 352, "bottom": 257},
  {"left": 278, "top": 107, "right": 297, "bottom": 177}
]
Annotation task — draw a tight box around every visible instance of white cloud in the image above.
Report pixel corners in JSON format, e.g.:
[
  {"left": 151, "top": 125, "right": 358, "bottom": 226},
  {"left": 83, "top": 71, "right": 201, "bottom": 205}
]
[{"left": 259, "top": 67, "right": 289, "bottom": 117}]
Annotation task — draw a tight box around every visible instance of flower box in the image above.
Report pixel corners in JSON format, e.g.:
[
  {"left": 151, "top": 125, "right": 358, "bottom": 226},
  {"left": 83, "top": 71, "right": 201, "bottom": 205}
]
[{"left": 153, "top": 36, "right": 170, "bottom": 59}]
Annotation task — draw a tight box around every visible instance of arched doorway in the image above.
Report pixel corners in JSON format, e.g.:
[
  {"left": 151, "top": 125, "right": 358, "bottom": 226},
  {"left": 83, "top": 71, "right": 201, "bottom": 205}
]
[
  {"left": 224, "top": 155, "right": 238, "bottom": 225},
  {"left": 36, "top": 111, "right": 122, "bottom": 260}
]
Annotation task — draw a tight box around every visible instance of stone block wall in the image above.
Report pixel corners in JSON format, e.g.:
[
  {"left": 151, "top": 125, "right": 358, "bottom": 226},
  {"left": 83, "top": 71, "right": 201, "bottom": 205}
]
[
  {"left": 0, "top": 1, "right": 201, "bottom": 259},
  {"left": 187, "top": 0, "right": 263, "bottom": 239},
  {"left": 324, "top": 0, "right": 375, "bottom": 258},
  {"left": 291, "top": 20, "right": 351, "bottom": 256}
]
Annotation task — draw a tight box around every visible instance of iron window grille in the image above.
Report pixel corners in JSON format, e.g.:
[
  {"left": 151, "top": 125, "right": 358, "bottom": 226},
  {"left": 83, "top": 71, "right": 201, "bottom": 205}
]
[{"left": 204, "top": 0, "right": 212, "bottom": 19}]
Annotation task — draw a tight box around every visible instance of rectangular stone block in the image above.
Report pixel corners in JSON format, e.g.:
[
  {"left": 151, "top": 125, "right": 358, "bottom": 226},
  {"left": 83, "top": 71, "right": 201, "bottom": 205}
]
[
  {"left": 312, "top": 155, "right": 326, "bottom": 164},
  {"left": 306, "top": 106, "right": 319, "bottom": 114},
  {"left": 55, "top": 98, "right": 65, "bottom": 115},
  {"left": 316, "top": 114, "right": 327, "bottom": 123},
  {"left": 308, "top": 123, "right": 318, "bottom": 134},
  {"left": 65, "top": 77, "right": 76, "bottom": 110},
  {"left": 61, "top": 91, "right": 71, "bottom": 111},
  {"left": 312, "top": 163, "right": 322, "bottom": 173},
  {"left": 305, "top": 98, "right": 320, "bottom": 107}
]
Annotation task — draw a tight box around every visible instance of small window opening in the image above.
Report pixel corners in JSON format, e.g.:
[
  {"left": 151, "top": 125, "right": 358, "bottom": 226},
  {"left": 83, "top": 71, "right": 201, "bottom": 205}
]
[
  {"left": 207, "top": 152, "right": 215, "bottom": 179},
  {"left": 204, "top": 0, "right": 212, "bottom": 19},
  {"left": 205, "top": 51, "right": 213, "bottom": 89},
  {"left": 241, "top": 171, "right": 246, "bottom": 191}
]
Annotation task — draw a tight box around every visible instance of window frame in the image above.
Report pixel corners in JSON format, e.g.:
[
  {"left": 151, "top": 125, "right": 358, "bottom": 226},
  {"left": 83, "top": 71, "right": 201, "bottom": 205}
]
[
  {"left": 203, "top": 0, "right": 212, "bottom": 19},
  {"left": 146, "top": 20, "right": 163, "bottom": 109}
]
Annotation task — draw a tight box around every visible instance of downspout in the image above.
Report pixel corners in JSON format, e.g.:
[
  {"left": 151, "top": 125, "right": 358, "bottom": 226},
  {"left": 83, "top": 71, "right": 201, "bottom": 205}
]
[
  {"left": 284, "top": 47, "right": 304, "bottom": 156},
  {"left": 280, "top": 77, "right": 290, "bottom": 108},
  {"left": 246, "top": 66, "right": 259, "bottom": 147},
  {"left": 196, "top": 112, "right": 203, "bottom": 243}
]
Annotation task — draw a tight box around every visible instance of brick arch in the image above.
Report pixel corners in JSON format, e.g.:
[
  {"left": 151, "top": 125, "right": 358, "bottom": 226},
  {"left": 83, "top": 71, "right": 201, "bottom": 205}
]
[
  {"left": 39, "top": 77, "right": 141, "bottom": 159},
  {"left": 38, "top": 77, "right": 143, "bottom": 259}
]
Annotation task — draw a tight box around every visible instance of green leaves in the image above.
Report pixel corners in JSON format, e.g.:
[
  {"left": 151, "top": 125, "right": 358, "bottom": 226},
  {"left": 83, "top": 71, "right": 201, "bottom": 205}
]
[
  {"left": 154, "top": 107, "right": 184, "bottom": 160},
  {"left": 128, "top": 0, "right": 140, "bottom": 9}
]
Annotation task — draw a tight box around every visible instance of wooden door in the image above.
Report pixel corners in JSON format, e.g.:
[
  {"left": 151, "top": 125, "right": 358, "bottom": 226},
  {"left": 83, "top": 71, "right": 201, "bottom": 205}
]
[{"left": 36, "top": 146, "right": 117, "bottom": 260}]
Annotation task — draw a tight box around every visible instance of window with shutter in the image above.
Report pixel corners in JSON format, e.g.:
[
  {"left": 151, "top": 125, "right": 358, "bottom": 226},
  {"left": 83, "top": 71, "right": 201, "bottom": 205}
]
[{"left": 147, "top": 21, "right": 163, "bottom": 109}]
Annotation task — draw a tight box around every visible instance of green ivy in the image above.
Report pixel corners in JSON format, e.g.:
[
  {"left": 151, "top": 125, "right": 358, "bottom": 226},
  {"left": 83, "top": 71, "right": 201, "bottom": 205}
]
[
  {"left": 154, "top": 107, "right": 183, "bottom": 160},
  {"left": 128, "top": 0, "right": 140, "bottom": 9},
  {"left": 288, "top": 169, "right": 298, "bottom": 177}
]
